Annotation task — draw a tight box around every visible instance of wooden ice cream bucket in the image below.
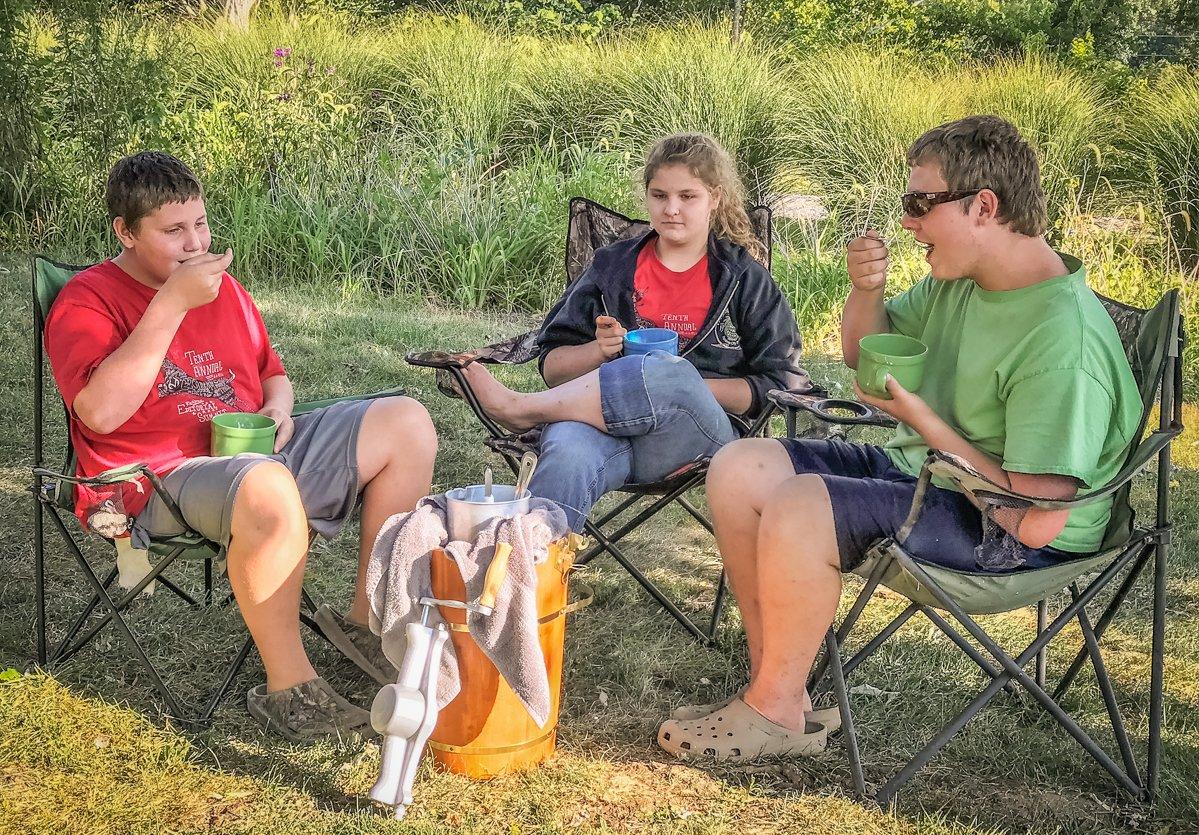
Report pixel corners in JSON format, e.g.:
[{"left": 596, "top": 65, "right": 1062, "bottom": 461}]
[{"left": 427, "top": 536, "right": 586, "bottom": 778}]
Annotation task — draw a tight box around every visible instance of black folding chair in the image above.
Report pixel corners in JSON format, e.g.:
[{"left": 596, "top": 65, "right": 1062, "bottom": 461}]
[
  {"left": 408, "top": 198, "right": 818, "bottom": 644},
  {"left": 31, "top": 255, "right": 403, "bottom": 725},
  {"left": 769, "top": 289, "right": 1183, "bottom": 804}
]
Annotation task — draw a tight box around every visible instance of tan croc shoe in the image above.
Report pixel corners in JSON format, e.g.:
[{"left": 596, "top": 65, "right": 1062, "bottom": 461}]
[
  {"left": 671, "top": 694, "right": 842, "bottom": 733},
  {"left": 657, "top": 697, "right": 827, "bottom": 762}
]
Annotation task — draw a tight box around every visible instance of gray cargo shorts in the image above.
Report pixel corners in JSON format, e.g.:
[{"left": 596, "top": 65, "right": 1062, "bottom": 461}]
[{"left": 130, "top": 399, "right": 373, "bottom": 551}]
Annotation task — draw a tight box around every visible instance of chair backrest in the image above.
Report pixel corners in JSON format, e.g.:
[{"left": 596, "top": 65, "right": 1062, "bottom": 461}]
[
  {"left": 564, "top": 197, "right": 772, "bottom": 286},
  {"left": 32, "top": 256, "right": 91, "bottom": 511},
  {"left": 33, "top": 256, "right": 87, "bottom": 333},
  {"left": 1096, "top": 289, "right": 1183, "bottom": 549}
]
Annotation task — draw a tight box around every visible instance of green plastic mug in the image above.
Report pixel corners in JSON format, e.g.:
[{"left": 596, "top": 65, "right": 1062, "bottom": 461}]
[
  {"left": 210, "top": 412, "right": 277, "bottom": 457},
  {"left": 856, "top": 333, "right": 928, "bottom": 399}
]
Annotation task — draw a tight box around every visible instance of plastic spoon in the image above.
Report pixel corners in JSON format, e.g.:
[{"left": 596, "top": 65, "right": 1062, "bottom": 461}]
[{"left": 483, "top": 466, "right": 494, "bottom": 502}]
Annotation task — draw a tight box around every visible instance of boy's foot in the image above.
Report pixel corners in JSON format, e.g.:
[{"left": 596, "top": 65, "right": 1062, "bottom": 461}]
[
  {"left": 671, "top": 693, "right": 842, "bottom": 733},
  {"left": 657, "top": 698, "right": 827, "bottom": 762},
  {"left": 460, "top": 363, "right": 537, "bottom": 433},
  {"left": 246, "top": 676, "right": 377, "bottom": 743},
  {"left": 312, "top": 604, "right": 398, "bottom": 685}
]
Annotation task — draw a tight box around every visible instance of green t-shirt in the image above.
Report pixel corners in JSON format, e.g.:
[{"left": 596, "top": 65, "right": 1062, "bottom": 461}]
[{"left": 882, "top": 254, "right": 1142, "bottom": 553}]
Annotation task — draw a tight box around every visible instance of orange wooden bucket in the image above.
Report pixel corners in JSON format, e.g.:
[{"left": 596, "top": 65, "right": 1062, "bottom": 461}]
[{"left": 427, "top": 536, "right": 587, "bottom": 778}]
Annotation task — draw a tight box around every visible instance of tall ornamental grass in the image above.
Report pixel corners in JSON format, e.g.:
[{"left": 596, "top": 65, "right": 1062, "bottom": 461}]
[
  {"left": 1123, "top": 70, "right": 1199, "bottom": 260},
  {"left": 956, "top": 55, "right": 1110, "bottom": 227},
  {"left": 3, "top": 9, "right": 1194, "bottom": 394}
]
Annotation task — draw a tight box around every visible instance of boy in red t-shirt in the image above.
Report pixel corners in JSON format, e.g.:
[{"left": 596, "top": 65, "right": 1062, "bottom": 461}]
[{"left": 45, "top": 152, "right": 437, "bottom": 741}]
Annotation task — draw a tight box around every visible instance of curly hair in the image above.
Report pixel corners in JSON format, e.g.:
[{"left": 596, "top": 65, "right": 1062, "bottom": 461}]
[{"left": 643, "top": 133, "right": 767, "bottom": 264}]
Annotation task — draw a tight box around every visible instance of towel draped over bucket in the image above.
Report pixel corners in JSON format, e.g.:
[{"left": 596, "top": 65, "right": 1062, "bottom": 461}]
[{"left": 366, "top": 494, "right": 569, "bottom": 727}]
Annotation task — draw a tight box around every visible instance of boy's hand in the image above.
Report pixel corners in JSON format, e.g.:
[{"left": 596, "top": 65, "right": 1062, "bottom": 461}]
[
  {"left": 847, "top": 231, "right": 888, "bottom": 292},
  {"left": 161, "top": 248, "right": 234, "bottom": 313},
  {"left": 595, "top": 315, "right": 627, "bottom": 359},
  {"left": 257, "top": 404, "right": 294, "bottom": 452},
  {"left": 853, "top": 375, "right": 932, "bottom": 430}
]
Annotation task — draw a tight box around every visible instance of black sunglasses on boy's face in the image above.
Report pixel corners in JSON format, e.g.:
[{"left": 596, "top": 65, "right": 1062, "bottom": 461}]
[{"left": 900, "top": 189, "right": 984, "bottom": 219}]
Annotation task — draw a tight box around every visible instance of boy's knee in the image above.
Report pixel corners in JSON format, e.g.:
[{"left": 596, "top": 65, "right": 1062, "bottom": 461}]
[
  {"left": 371, "top": 396, "right": 437, "bottom": 449},
  {"left": 233, "top": 461, "right": 306, "bottom": 531},
  {"left": 709, "top": 439, "right": 793, "bottom": 506},
  {"left": 708, "top": 440, "right": 752, "bottom": 489}
]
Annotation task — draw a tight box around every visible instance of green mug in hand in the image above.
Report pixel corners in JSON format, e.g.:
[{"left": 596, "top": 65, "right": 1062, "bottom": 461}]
[
  {"left": 210, "top": 412, "right": 278, "bottom": 456},
  {"left": 856, "top": 333, "right": 927, "bottom": 399}
]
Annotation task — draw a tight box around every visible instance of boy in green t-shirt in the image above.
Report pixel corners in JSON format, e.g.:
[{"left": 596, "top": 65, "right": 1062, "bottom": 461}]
[{"left": 656, "top": 115, "right": 1142, "bottom": 763}]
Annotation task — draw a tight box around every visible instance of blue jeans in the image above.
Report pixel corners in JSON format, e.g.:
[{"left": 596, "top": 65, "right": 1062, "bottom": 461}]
[{"left": 529, "top": 352, "right": 737, "bottom": 531}]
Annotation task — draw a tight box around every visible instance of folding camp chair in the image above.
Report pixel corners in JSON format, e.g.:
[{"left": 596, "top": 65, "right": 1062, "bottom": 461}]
[
  {"left": 769, "top": 288, "right": 1183, "bottom": 804},
  {"left": 408, "top": 198, "right": 816, "bottom": 644},
  {"left": 30, "top": 255, "right": 404, "bottom": 725}
]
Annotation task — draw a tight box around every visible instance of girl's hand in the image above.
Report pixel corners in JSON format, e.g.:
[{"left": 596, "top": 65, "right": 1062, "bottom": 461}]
[
  {"left": 853, "top": 374, "right": 932, "bottom": 431},
  {"left": 595, "top": 315, "right": 627, "bottom": 359}
]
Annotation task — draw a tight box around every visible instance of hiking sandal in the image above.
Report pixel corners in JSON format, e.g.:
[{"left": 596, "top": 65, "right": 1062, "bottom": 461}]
[
  {"left": 246, "top": 676, "right": 377, "bottom": 743},
  {"left": 313, "top": 604, "right": 398, "bottom": 685},
  {"left": 657, "top": 697, "right": 827, "bottom": 762}
]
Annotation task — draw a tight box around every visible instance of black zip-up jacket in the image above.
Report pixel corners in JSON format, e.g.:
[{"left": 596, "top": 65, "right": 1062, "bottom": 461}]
[{"left": 536, "top": 230, "right": 813, "bottom": 425}]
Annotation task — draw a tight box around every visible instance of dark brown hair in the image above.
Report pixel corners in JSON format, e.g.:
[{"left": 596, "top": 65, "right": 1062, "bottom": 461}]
[
  {"left": 106, "top": 151, "right": 204, "bottom": 230},
  {"left": 907, "top": 115, "right": 1048, "bottom": 237}
]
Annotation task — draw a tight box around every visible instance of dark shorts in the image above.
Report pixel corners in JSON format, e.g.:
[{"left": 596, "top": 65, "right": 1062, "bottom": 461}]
[
  {"left": 778, "top": 437, "right": 1087, "bottom": 574},
  {"left": 130, "top": 399, "right": 372, "bottom": 550}
]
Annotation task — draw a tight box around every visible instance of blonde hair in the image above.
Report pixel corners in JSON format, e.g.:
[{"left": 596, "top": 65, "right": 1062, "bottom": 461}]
[{"left": 643, "top": 133, "right": 767, "bottom": 264}]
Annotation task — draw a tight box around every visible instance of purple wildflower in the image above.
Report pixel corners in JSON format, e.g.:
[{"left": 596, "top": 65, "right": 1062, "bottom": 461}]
[{"left": 273, "top": 47, "right": 292, "bottom": 58}]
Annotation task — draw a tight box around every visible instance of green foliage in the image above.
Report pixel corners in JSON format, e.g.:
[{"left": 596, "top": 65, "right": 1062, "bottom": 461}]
[
  {"left": 746, "top": 0, "right": 1199, "bottom": 64},
  {"left": 1122, "top": 68, "right": 1199, "bottom": 259},
  {"left": 1, "top": 7, "right": 1194, "bottom": 395},
  {"left": 478, "top": 0, "right": 625, "bottom": 39}
]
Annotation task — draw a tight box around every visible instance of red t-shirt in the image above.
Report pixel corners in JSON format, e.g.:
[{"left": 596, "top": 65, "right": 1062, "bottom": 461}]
[
  {"left": 44, "top": 260, "right": 286, "bottom": 528},
  {"left": 633, "top": 244, "right": 713, "bottom": 349}
]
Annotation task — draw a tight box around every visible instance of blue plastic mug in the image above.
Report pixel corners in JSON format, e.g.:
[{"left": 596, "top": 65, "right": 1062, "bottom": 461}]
[{"left": 623, "top": 328, "right": 679, "bottom": 356}]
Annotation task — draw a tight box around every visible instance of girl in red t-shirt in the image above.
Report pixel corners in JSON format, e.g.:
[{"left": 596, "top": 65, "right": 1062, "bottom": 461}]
[{"left": 462, "top": 133, "right": 808, "bottom": 532}]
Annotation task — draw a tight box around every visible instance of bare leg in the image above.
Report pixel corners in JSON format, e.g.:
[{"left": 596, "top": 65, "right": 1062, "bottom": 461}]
[
  {"left": 740, "top": 474, "right": 843, "bottom": 731},
  {"left": 225, "top": 461, "right": 317, "bottom": 693},
  {"left": 345, "top": 397, "right": 437, "bottom": 625},
  {"left": 707, "top": 439, "right": 798, "bottom": 677},
  {"left": 461, "top": 362, "right": 606, "bottom": 433}
]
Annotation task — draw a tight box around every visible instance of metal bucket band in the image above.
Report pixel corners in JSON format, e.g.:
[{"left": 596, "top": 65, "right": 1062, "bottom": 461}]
[{"left": 427, "top": 724, "right": 556, "bottom": 755}]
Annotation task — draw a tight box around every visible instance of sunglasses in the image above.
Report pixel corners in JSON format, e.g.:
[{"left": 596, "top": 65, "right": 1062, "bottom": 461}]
[{"left": 900, "top": 189, "right": 984, "bottom": 219}]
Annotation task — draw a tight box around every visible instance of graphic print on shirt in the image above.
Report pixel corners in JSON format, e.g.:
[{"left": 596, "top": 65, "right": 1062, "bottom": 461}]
[
  {"left": 710, "top": 310, "right": 742, "bottom": 350},
  {"left": 157, "top": 350, "right": 242, "bottom": 421}
]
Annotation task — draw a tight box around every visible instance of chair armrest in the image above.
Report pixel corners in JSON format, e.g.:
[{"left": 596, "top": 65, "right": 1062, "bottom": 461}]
[
  {"left": 406, "top": 328, "right": 542, "bottom": 370},
  {"left": 925, "top": 426, "right": 1181, "bottom": 511},
  {"left": 405, "top": 349, "right": 479, "bottom": 370},
  {"left": 32, "top": 462, "right": 192, "bottom": 534},
  {"left": 33, "top": 461, "right": 148, "bottom": 486},
  {"left": 292, "top": 385, "right": 406, "bottom": 416},
  {"left": 767, "top": 389, "right": 897, "bottom": 429}
]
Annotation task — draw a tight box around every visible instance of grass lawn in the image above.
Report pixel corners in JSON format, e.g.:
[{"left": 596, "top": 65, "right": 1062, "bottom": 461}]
[{"left": 1, "top": 254, "right": 1197, "bottom": 834}]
